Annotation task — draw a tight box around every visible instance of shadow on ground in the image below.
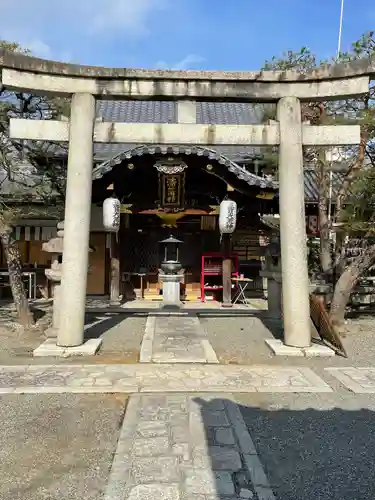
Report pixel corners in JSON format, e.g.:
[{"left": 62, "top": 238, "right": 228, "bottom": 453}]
[
  {"left": 195, "top": 396, "right": 375, "bottom": 500},
  {"left": 83, "top": 312, "right": 146, "bottom": 339},
  {"left": 82, "top": 313, "right": 147, "bottom": 362}
]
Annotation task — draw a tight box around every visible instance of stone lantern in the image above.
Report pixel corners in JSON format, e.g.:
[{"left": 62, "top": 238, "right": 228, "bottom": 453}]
[
  {"left": 259, "top": 215, "right": 283, "bottom": 321},
  {"left": 42, "top": 220, "right": 94, "bottom": 338},
  {"left": 160, "top": 235, "right": 183, "bottom": 274},
  {"left": 159, "top": 235, "right": 184, "bottom": 307},
  {"left": 42, "top": 221, "right": 65, "bottom": 337}
]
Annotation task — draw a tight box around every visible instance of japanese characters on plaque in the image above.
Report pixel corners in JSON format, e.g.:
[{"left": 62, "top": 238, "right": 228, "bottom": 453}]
[
  {"left": 160, "top": 173, "right": 185, "bottom": 208},
  {"left": 154, "top": 158, "right": 187, "bottom": 209}
]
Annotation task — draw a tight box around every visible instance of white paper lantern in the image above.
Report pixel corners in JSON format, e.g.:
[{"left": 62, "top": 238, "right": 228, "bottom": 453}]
[
  {"left": 103, "top": 197, "right": 121, "bottom": 232},
  {"left": 219, "top": 199, "right": 237, "bottom": 234}
]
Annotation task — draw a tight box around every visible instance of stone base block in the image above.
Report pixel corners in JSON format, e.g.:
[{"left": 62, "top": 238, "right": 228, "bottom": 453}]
[
  {"left": 43, "top": 327, "right": 57, "bottom": 338},
  {"left": 265, "top": 339, "right": 304, "bottom": 357},
  {"left": 33, "top": 338, "right": 102, "bottom": 357},
  {"left": 161, "top": 302, "right": 182, "bottom": 310},
  {"left": 304, "top": 344, "right": 336, "bottom": 357},
  {"left": 265, "top": 338, "right": 335, "bottom": 357}
]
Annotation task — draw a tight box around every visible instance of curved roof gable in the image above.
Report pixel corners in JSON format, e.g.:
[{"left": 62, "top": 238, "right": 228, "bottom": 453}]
[{"left": 92, "top": 144, "right": 278, "bottom": 190}]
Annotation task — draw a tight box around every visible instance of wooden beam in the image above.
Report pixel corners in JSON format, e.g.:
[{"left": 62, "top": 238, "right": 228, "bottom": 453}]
[{"left": 10, "top": 119, "right": 361, "bottom": 146}]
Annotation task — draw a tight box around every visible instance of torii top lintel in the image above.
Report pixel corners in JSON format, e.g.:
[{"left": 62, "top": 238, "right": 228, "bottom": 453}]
[{"left": 0, "top": 49, "right": 373, "bottom": 102}]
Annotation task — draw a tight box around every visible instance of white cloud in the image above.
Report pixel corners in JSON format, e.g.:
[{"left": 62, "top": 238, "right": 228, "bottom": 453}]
[
  {"left": 23, "top": 39, "right": 52, "bottom": 59},
  {"left": 0, "top": 0, "right": 171, "bottom": 59},
  {"left": 155, "top": 54, "right": 206, "bottom": 70},
  {"left": 0, "top": 0, "right": 169, "bottom": 37},
  {"left": 90, "top": 0, "right": 169, "bottom": 36}
]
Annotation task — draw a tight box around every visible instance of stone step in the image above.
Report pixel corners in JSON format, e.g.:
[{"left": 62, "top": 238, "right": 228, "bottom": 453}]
[{"left": 140, "top": 314, "right": 219, "bottom": 364}]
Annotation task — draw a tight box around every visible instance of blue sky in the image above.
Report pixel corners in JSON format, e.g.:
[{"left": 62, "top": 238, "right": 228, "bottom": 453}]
[{"left": 1, "top": 0, "right": 374, "bottom": 70}]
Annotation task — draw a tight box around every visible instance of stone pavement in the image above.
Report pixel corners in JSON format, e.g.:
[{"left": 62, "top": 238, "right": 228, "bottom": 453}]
[
  {"left": 84, "top": 298, "right": 266, "bottom": 312},
  {"left": 326, "top": 367, "right": 375, "bottom": 393},
  {"left": 4, "top": 362, "right": 375, "bottom": 395},
  {"left": 140, "top": 314, "right": 218, "bottom": 363},
  {"left": 104, "top": 393, "right": 274, "bottom": 500},
  {"left": 0, "top": 364, "right": 333, "bottom": 394},
  {"left": 3, "top": 364, "right": 375, "bottom": 499}
]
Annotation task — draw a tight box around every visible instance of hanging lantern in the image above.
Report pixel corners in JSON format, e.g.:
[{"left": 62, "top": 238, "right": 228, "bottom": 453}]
[
  {"left": 219, "top": 199, "right": 237, "bottom": 234},
  {"left": 103, "top": 197, "right": 121, "bottom": 232}
]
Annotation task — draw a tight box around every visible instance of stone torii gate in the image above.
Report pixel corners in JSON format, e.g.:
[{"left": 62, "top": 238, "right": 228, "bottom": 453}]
[{"left": 2, "top": 49, "right": 373, "bottom": 353}]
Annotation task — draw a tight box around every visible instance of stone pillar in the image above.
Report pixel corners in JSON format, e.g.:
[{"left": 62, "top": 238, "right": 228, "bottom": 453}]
[
  {"left": 277, "top": 96, "right": 310, "bottom": 348},
  {"left": 259, "top": 235, "right": 282, "bottom": 321},
  {"left": 159, "top": 274, "right": 183, "bottom": 308},
  {"left": 57, "top": 93, "right": 95, "bottom": 347},
  {"left": 52, "top": 283, "right": 61, "bottom": 331},
  {"left": 267, "top": 279, "right": 282, "bottom": 319}
]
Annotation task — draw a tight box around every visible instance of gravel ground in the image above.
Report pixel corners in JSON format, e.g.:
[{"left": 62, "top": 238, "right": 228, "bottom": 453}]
[
  {"left": 236, "top": 390, "right": 375, "bottom": 500},
  {"left": 0, "top": 310, "right": 147, "bottom": 365},
  {"left": 84, "top": 312, "right": 147, "bottom": 363},
  {"left": 201, "top": 313, "right": 375, "bottom": 368},
  {"left": 0, "top": 296, "right": 374, "bottom": 367},
  {"left": 0, "top": 394, "right": 127, "bottom": 500},
  {"left": 200, "top": 314, "right": 274, "bottom": 364}
]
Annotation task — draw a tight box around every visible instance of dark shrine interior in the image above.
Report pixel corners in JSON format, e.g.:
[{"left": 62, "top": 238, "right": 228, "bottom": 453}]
[
  {"left": 92, "top": 153, "right": 278, "bottom": 216},
  {"left": 91, "top": 153, "right": 278, "bottom": 288}
]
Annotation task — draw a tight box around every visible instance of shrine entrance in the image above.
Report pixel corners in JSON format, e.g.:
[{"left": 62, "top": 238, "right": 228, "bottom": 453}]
[
  {"left": 119, "top": 222, "right": 218, "bottom": 301},
  {"left": 4, "top": 48, "right": 368, "bottom": 349},
  {"left": 91, "top": 146, "right": 277, "bottom": 303}
]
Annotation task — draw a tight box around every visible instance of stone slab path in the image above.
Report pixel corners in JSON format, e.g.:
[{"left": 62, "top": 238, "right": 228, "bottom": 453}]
[
  {"left": 326, "top": 367, "right": 375, "bottom": 393},
  {"left": 140, "top": 314, "right": 219, "bottom": 364},
  {"left": 0, "top": 364, "right": 332, "bottom": 394},
  {"left": 104, "top": 393, "right": 275, "bottom": 500}
]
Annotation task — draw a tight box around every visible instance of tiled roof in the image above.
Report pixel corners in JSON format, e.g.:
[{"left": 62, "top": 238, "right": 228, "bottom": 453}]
[
  {"left": 93, "top": 100, "right": 347, "bottom": 203},
  {"left": 92, "top": 144, "right": 278, "bottom": 190},
  {"left": 303, "top": 169, "right": 345, "bottom": 203},
  {"left": 96, "top": 100, "right": 265, "bottom": 125},
  {"left": 2, "top": 102, "right": 347, "bottom": 204},
  {"left": 94, "top": 101, "right": 265, "bottom": 160}
]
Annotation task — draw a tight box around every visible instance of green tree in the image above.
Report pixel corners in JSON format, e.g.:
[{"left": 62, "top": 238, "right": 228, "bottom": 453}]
[
  {"left": 0, "top": 39, "right": 67, "bottom": 328},
  {"left": 262, "top": 32, "right": 375, "bottom": 329}
]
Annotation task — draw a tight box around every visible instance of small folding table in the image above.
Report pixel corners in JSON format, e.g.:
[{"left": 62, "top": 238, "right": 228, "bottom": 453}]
[{"left": 231, "top": 277, "right": 252, "bottom": 306}]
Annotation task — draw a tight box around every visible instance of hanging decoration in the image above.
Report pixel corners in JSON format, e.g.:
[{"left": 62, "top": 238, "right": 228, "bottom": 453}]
[
  {"left": 103, "top": 197, "right": 121, "bottom": 232},
  {"left": 156, "top": 212, "right": 186, "bottom": 228},
  {"left": 219, "top": 199, "right": 237, "bottom": 234},
  {"left": 154, "top": 158, "right": 188, "bottom": 174}
]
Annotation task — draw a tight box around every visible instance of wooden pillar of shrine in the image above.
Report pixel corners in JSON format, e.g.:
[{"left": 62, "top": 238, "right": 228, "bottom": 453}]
[
  {"left": 222, "top": 234, "right": 233, "bottom": 307},
  {"left": 109, "top": 232, "right": 121, "bottom": 304}
]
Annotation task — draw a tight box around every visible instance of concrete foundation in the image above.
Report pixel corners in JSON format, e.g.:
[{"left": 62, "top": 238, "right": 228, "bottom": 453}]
[
  {"left": 265, "top": 339, "right": 335, "bottom": 357},
  {"left": 33, "top": 338, "right": 102, "bottom": 357}
]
